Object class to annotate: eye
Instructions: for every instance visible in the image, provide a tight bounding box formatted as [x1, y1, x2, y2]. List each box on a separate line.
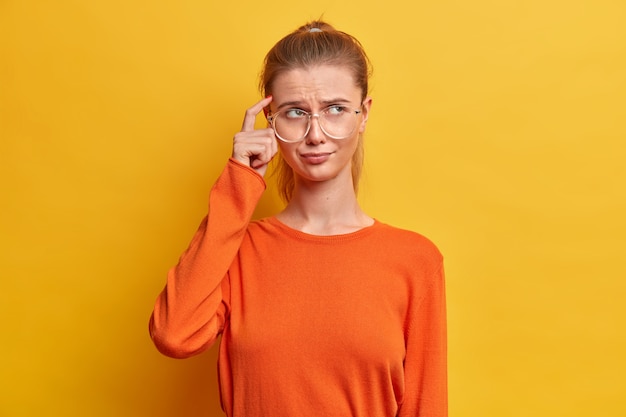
[326, 105, 347, 115]
[284, 108, 308, 119]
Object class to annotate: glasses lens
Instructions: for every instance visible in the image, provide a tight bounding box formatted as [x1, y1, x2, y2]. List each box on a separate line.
[320, 106, 357, 139]
[274, 109, 309, 142]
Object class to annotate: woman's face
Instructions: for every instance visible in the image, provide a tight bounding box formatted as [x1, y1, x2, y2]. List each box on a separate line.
[269, 64, 372, 187]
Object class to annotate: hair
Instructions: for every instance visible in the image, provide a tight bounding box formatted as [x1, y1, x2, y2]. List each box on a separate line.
[259, 20, 372, 203]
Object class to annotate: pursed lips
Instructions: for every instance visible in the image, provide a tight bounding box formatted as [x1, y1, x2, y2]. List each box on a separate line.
[299, 151, 334, 164]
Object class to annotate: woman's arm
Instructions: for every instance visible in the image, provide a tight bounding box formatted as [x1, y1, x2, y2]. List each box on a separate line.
[149, 97, 276, 358]
[399, 262, 448, 417]
[149, 159, 266, 358]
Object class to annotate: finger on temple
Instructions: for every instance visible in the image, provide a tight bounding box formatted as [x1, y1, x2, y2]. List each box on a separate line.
[241, 96, 273, 132]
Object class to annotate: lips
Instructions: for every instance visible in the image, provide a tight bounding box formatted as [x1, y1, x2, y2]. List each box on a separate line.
[299, 152, 333, 164]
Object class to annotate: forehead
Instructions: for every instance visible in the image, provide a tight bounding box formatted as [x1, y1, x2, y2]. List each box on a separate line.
[271, 65, 361, 104]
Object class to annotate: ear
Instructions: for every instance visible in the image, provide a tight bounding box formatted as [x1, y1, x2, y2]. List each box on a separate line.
[358, 96, 373, 133]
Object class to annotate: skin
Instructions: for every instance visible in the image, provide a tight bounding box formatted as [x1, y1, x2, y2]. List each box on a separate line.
[232, 64, 373, 235]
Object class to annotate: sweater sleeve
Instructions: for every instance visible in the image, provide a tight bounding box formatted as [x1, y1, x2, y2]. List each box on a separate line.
[149, 158, 266, 358]
[398, 261, 448, 417]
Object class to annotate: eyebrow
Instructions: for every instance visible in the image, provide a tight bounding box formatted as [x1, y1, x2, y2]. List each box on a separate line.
[276, 98, 353, 111]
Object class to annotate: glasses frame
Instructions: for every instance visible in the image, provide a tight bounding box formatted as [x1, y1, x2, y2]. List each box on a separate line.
[267, 105, 363, 143]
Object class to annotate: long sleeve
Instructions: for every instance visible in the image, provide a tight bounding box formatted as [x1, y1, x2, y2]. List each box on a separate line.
[149, 158, 266, 358]
[398, 261, 448, 417]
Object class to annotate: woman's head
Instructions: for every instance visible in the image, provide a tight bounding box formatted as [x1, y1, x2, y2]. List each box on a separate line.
[260, 21, 371, 101]
[260, 20, 372, 202]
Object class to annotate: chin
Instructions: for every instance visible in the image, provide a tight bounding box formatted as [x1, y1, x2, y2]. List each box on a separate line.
[295, 162, 352, 184]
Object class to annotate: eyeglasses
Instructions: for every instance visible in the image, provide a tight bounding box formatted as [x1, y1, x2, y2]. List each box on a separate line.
[267, 105, 362, 143]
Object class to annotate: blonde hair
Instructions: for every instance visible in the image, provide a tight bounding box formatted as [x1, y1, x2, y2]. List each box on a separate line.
[259, 20, 372, 203]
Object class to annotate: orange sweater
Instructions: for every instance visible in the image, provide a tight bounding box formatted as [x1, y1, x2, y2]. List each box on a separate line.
[150, 159, 447, 417]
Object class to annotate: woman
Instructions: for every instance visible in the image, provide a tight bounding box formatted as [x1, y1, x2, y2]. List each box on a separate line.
[150, 20, 447, 417]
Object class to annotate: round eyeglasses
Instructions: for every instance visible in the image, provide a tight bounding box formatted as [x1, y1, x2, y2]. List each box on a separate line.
[267, 105, 362, 143]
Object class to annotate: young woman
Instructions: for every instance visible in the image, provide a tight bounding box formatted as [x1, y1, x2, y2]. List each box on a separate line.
[150, 20, 447, 417]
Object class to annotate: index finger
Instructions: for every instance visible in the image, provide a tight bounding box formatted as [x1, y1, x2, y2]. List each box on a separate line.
[241, 96, 273, 132]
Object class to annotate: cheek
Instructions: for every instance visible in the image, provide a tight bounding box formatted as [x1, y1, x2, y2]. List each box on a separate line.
[349, 137, 361, 158]
[277, 143, 298, 164]
[278, 142, 292, 154]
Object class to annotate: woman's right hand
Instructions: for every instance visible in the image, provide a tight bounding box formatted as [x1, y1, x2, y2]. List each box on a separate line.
[232, 96, 277, 177]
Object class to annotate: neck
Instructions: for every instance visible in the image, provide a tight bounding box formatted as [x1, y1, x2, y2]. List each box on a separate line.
[277, 174, 373, 236]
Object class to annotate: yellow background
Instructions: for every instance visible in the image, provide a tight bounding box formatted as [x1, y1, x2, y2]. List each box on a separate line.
[1, 0, 625, 416]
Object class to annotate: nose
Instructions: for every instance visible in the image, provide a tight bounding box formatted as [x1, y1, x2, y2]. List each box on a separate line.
[305, 114, 326, 145]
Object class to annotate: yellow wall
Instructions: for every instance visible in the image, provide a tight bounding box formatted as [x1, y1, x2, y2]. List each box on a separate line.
[1, 1, 625, 416]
